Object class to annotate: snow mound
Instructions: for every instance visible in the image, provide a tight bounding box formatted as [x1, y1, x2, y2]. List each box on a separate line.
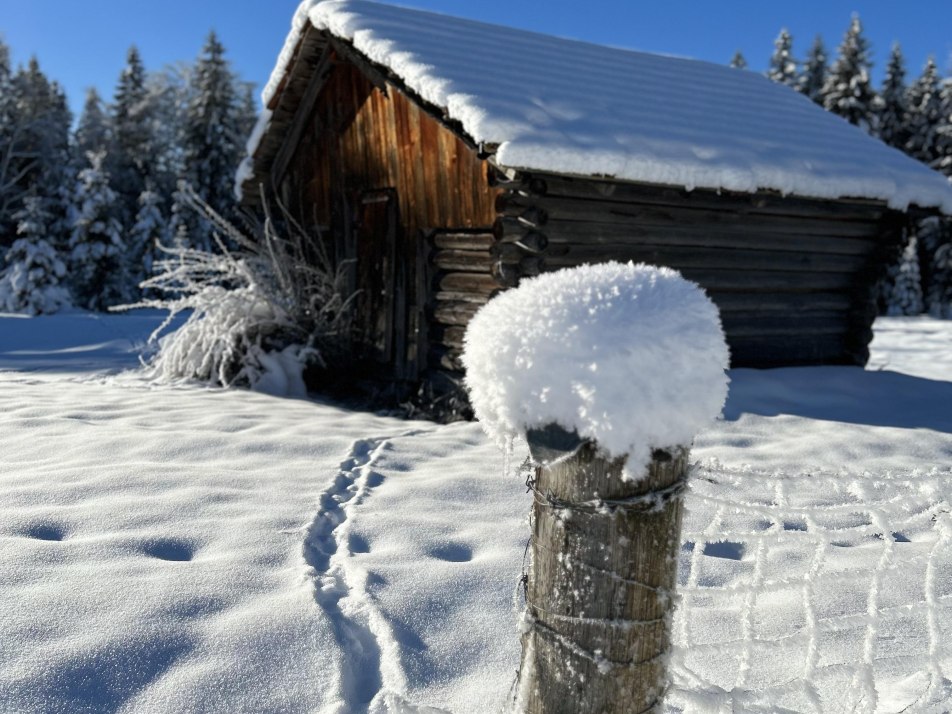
[462, 262, 730, 474]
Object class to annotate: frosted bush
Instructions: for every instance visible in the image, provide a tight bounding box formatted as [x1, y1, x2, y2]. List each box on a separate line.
[119, 183, 351, 397]
[462, 262, 730, 475]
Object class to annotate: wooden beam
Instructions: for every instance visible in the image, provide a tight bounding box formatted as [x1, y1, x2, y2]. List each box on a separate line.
[707, 291, 853, 312]
[433, 249, 494, 272]
[432, 231, 496, 250]
[436, 271, 507, 293]
[272, 42, 335, 189]
[501, 171, 890, 221]
[493, 220, 878, 257]
[538, 244, 868, 273]
[496, 192, 881, 238]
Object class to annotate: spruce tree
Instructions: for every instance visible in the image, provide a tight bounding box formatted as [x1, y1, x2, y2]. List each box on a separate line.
[0, 193, 71, 315]
[235, 82, 258, 145]
[0, 37, 22, 246]
[877, 44, 908, 151]
[904, 57, 942, 165]
[10, 59, 74, 250]
[930, 79, 952, 177]
[729, 51, 747, 70]
[798, 35, 827, 105]
[180, 31, 245, 252]
[928, 241, 952, 318]
[917, 217, 948, 318]
[68, 151, 127, 310]
[127, 184, 167, 292]
[821, 15, 877, 132]
[880, 233, 923, 316]
[767, 29, 797, 87]
[112, 46, 151, 226]
[75, 88, 111, 168]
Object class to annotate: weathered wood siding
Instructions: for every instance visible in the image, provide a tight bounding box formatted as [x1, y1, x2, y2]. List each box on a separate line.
[283, 57, 497, 233]
[492, 172, 904, 367]
[276, 48, 500, 379]
[261, 33, 904, 383]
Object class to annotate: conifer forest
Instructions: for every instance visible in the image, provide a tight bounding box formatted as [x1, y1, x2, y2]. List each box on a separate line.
[0, 16, 950, 318]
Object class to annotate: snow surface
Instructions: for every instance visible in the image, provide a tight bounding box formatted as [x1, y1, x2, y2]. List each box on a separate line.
[461, 262, 729, 475]
[2, 311, 952, 713]
[242, 0, 952, 212]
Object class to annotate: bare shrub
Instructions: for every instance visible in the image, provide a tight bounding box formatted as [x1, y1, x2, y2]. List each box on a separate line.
[117, 183, 352, 395]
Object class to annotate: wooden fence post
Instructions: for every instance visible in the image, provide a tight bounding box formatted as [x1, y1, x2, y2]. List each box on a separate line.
[458, 261, 728, 712]
[516, 423, 689, 714]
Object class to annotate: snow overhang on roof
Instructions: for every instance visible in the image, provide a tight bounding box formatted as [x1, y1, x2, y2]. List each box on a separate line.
[237, 0, 952, 214]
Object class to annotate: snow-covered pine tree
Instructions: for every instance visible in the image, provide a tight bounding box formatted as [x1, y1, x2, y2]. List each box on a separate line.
[235, 81, 258, 146]
[880, 232, 923, 316]
[112, 46, 151, 227]
[2, 54, 71, 250]
[821, 15, 878, 133]
[798, 35, 827, 105]
[729, 51, 747, 70]
[10, 58, 74, 251]
[180, 32, 248, 252]
[917, 216, 948, 316]
[43, 82, 75, 250]
[904, 57, 942, 165]
[930, 78, 952, 177]
[74, 88, 111, 169]
[928, 240, 952, 318]
[127, 184, 167, 293]
[0, 37, 22, 248]
[767, 29, 797, 87]
[877, 44, 908, 151]
[141, 66, 189, 204]
[68, 151, 127, 310]
[0, 193, 71, 315]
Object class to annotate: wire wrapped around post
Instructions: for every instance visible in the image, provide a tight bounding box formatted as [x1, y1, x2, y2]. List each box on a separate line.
[514, 423, 690, 714]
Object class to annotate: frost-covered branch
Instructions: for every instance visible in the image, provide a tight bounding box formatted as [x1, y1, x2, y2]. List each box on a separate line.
[117, 183, 353, 396]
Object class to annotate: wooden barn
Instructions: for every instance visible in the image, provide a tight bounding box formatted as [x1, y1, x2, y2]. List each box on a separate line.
[237, 0, 952, 392]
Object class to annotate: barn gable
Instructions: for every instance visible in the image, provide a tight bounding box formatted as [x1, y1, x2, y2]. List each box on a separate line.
[240, 0, 952, 214]
[236, 1, 952, 396]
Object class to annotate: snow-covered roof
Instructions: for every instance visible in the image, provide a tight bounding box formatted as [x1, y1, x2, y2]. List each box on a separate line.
[240, 0, 952, 213]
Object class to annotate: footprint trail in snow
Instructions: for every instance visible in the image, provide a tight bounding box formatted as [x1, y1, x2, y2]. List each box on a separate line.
[304, 429, 448, 714]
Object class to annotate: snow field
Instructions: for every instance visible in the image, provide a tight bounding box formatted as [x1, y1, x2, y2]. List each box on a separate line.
[0, 368, 409, 713]
[1, 312, 952, 713]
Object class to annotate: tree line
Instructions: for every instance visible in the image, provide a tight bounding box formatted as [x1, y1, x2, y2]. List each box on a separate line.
[0, 32, 256, 314]
[2, 17, 951, 319]
[733, 15, 952, 317]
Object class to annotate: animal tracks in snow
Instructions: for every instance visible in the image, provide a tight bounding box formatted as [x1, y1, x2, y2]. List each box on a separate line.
[303, 428, 445, 713]
[23, 523, 68, 541]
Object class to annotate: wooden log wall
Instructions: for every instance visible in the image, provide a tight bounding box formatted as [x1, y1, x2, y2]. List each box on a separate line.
[428, 229, 517, 373]
[257, 28, 907, 384]
[491, 171, 904, 367]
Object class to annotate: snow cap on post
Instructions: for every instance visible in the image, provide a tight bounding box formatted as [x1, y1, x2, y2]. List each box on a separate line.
[462, 262, 730, 475]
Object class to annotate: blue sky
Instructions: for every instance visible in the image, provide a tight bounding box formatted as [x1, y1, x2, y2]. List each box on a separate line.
[4, 0, 952, 116]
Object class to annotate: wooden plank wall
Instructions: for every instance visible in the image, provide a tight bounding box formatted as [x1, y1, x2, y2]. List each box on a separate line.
[286, 58, 496, 239]
[492, 172, 905, 367]
[281, 56, 499, 379]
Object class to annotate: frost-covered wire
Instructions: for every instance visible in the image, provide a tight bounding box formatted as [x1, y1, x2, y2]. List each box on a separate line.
[667, 464, 952, 713]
